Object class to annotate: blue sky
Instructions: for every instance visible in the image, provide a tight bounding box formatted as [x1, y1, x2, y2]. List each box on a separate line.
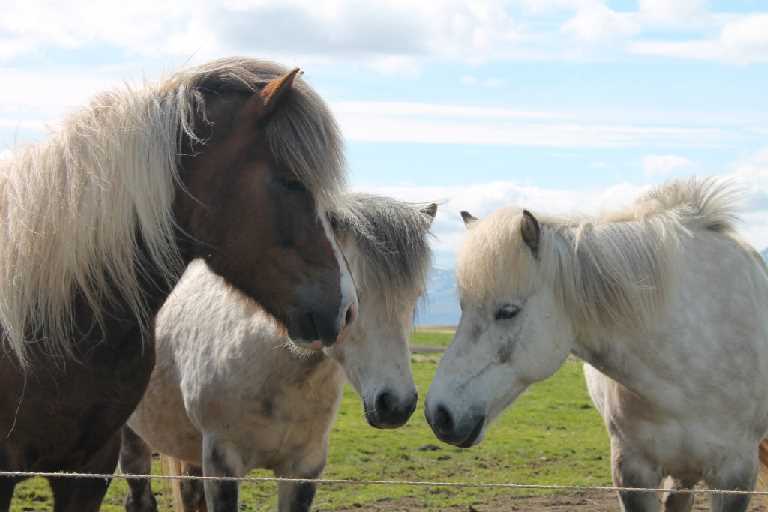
[1, 0, 767, 267]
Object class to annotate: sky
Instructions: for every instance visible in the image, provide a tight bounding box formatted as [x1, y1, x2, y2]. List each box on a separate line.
[1, 0, 767, 268]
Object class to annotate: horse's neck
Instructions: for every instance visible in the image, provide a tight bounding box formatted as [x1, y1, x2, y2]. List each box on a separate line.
[235, 322, 343, 396]
[570, 233, 768, 409]
[64, 240, 177, 362]
[571, 330, 648, 388]
[298, 355, 344, 393]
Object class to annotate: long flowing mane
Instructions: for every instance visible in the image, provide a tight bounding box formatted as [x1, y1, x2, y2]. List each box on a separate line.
[458, 178, 742, 332]
[329, 193, 433, 316]
[0, 57, 344, 366]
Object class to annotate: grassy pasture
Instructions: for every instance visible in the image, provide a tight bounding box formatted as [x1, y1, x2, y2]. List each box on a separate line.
[9, 328, 612, 511]
[409, 326, 454, 349]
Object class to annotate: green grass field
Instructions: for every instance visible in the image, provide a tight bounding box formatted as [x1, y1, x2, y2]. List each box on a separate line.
[9, 329, 611, 511]
[409, 327, 454, 349]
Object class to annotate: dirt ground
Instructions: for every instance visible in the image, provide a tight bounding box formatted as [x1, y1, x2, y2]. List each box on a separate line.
[333, 491, 768, 511]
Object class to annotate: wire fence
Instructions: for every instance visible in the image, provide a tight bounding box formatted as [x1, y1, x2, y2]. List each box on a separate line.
[1, 470, 767, 497]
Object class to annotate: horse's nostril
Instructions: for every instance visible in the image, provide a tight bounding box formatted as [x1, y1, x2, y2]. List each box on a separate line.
[375, 391, 396, 415]
[344, 302, 356, 327]
[433, 404, 454, 435]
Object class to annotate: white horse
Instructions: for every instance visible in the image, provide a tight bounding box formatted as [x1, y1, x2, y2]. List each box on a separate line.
[120, 194, 436, 512]
[426, 178, 768, 511]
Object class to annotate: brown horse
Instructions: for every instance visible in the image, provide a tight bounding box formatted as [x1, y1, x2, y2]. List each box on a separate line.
[0, 58, 357, 512]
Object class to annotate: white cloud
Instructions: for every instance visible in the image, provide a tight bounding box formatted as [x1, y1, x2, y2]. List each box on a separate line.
[367, 56, 422, 77]
[631, 13, 768, 64]
[0, 0, 201, 59]
[334, 101, 729, 148]
[355, 153, 768, 267]
[515, 0, 586, 15]
[642, 154, 693, 177]
[628, 40, 722, 60]
[550, 1, 768, 63]
[0, 68, 137, 112]
[720, 14, 768, 63]
[637, 0, 709, 26]
[460, 75, 506, 88]
[0, 0, 760, 69]
[0, 92, 742, 151]
[724, 149, 768, 251]
[0, 0, 527, 69]
[332, 101, 557, 120]
[561, 3, 639, 43]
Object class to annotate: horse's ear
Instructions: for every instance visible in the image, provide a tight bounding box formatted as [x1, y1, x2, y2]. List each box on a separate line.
[421, 203, 438, 221]
[460, 211, 478, 228]
[244, 68, 302, 124]
[261, 68, 301, 117]
[521, 209, 541, 257]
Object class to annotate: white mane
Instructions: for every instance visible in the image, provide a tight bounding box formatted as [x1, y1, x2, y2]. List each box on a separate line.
[458, 178, 743, 332]
[0, 85, 183, 366]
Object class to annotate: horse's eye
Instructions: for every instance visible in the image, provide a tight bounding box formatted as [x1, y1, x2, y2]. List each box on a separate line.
[279, 176, 306, 192]
[495, 304, 521, 321]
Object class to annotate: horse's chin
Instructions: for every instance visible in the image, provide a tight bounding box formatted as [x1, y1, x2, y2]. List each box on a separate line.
[284, 339, 325, 359]
[457, 422, 486, 448]
[306, 340, 325, 351]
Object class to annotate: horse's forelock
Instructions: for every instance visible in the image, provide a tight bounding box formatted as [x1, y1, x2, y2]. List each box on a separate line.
[329, 194, 434, 318]
[178, 58, 346, 207]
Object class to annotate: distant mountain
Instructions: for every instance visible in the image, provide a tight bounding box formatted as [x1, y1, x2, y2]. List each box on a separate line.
[763, 248, 768, 261]
[416, 267, 460, 327]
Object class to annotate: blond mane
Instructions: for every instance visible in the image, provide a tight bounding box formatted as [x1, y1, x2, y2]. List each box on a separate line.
[458, 178, 742, 332]
[0, 58, 344, 366]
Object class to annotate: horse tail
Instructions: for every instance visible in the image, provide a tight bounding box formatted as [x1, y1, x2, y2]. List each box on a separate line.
[160, 454, 185, 512]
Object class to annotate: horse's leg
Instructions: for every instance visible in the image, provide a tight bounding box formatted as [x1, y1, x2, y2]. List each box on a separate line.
[275, 466, 322, 512]
[662, 477, 696, 512]
[275, 444, 327, 512]
[201, 434, 245, 512]
[119, 426, 158, 512]
[49, 431, 121, 512]
[277, 478, 316, 512]
[612, 438, 662, 512]
[707, 455, 757, 512]
[179, 463, 206, 512]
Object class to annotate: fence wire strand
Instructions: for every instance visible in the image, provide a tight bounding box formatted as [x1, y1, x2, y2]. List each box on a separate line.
[1, 470, 767, 496]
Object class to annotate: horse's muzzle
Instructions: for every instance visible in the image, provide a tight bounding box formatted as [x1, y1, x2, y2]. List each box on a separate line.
[365, 390, 418, 429]
[425, 402, 486, 448]
[289, 300, 357, 349]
